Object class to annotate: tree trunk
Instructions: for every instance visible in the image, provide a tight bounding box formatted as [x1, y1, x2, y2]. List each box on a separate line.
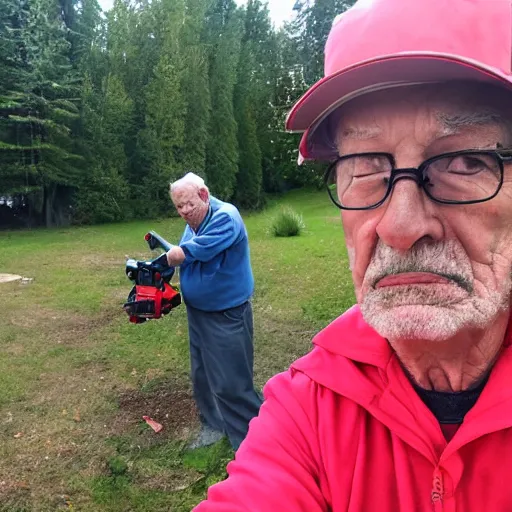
[44, 185, 55, 228]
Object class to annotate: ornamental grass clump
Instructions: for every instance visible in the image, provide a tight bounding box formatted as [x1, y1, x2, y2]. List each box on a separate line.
[270, 207, 305, 237]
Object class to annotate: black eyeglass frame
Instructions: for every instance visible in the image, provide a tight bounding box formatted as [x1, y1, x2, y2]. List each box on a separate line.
[324, 149, 512, 210]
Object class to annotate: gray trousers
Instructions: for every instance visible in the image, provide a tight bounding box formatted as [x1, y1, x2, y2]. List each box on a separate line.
[186, 301, 262, 450]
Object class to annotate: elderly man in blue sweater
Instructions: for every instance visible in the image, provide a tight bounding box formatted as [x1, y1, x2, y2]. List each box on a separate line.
[166, 172, 262, 451]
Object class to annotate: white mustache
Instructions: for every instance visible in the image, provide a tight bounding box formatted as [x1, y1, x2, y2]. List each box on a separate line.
[364, 239, 474, 292]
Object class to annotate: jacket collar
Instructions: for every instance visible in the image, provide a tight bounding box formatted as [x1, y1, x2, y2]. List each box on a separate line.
[292, 305, 393, 410]
[292, 305, 512, 463]
[310, 305, 392, 367]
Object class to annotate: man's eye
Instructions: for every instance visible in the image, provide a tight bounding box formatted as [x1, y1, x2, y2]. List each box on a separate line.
[453, 156, 486, 171]
[341, 155, 392, 176]
[443, 155, 493, 175]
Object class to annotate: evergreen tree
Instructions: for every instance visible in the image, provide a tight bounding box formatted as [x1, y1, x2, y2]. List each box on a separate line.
[0, 0, 31, 198]
[106, 0, 160, 211]
[0, 0, 356, 227]
[240, 0, 278, 204]
[269, 0, 357, 190]
[264, 28, 306, 192]
[0, 0, 83, 226]
[25, 0, 84, 226]
[133, 0, 187, 217]
[290, 0, 356, 85]
[74, 0, 105, 79]
[204, 0, 242, 200]
[234, 42, 262, 209]
[74, 73, 132, 223]
[180, 0, 212, 177]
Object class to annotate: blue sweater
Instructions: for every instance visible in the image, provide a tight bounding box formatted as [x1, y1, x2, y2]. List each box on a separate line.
[178, 197, 254, 312]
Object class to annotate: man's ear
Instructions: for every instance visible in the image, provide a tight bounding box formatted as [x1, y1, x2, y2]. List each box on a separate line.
[198, 188, 209, 203]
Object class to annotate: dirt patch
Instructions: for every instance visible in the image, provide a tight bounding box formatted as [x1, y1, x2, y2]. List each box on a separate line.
[79, 254, 125, 269]
[137, 467, 203, 493]
[9, 306, 70, 329]
[115, 379, 199, 441]
[0, 481, 31, 512]
[8, 304, 119, 346]
[50, 307, 119, 346]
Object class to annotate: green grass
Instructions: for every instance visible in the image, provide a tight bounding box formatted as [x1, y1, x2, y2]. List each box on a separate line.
[0, 189, 355, 511]
[269, 206, 305, 237]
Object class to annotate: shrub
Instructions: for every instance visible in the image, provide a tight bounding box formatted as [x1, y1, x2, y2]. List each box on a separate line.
[270, 207, 305, 237]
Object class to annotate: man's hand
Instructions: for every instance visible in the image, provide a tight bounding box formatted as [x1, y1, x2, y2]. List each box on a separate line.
[166, 246, 186, 266]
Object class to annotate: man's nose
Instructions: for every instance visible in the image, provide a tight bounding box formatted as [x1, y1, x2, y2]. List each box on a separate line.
[375, 179, 444, 251]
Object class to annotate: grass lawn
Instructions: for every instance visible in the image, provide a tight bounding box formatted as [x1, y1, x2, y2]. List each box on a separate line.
[0, 189, 355, 511]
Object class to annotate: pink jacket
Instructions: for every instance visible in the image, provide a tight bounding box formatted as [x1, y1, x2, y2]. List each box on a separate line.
[193, 306, 512, 511]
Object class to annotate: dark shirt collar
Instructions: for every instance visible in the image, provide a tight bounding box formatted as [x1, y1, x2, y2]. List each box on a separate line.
[412, 377, 488, 424]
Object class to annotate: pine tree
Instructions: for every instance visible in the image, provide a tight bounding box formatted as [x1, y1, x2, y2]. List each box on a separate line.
[180, 0, 212, 178]
[132, 0, 187, 217]
[291, 0, 356, 85]
[74, 0, 105, 78]
[0, 0, 32, 200]
[265, 0, 357, 192]
[0, 0, 84, 227]
[262, 27, 305, 192]
[25, 0, 84, 226]
[0, 0, 358, 226]
[204, 0, 242, 200]
[234, 42, 262, 209]
[74, 73, 132, 223]
[239, 0, 279, 204]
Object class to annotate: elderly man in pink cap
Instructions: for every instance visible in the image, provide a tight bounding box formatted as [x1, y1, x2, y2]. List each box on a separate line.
[194, 0, 512, 509]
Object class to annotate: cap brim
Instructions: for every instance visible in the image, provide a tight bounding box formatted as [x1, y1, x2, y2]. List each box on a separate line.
[286, 53, 512, 161]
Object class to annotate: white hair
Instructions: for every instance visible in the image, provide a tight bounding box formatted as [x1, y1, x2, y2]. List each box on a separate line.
[170, 172, 209, 194]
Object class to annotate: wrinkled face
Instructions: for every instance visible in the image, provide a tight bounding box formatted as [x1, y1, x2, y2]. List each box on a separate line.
[171, 185, 209, 229]
[336, 84, 512, 342]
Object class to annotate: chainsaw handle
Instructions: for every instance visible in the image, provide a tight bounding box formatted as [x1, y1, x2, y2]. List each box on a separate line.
[145, 231, 173, 252]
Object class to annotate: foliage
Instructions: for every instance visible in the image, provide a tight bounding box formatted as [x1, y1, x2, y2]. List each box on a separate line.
[289, 0, 357, 86]
[0, 0, 357, 227]
[269, 206, 305, 237]
[204, 0, 243, 200]
[0, 0, 84, 227]
[234, 36, 263, 209]
[74, 73, 132, 223]
[108, 456, 129, 476]
[136, 7, 187, 217]
[180, 0, 212, 178]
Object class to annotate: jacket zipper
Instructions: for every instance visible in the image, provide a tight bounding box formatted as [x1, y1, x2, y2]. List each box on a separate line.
[431, 467, 444, 511]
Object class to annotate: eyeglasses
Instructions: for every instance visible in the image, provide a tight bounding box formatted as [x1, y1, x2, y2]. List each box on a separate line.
[324, 149, 512, 210]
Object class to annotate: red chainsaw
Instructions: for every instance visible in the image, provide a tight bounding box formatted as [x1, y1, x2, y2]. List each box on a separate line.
[124, 231, 181, 324]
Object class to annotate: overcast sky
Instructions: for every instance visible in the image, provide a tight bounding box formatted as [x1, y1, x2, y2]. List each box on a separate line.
[97, 0, 297, 27]
[237, 0, 297, 27]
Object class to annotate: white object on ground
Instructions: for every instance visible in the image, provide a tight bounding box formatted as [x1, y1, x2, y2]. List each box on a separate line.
[0, 273, 23, 284]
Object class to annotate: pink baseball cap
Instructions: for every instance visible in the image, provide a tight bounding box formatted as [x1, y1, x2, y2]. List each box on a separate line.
[286, 0, 512, 163]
